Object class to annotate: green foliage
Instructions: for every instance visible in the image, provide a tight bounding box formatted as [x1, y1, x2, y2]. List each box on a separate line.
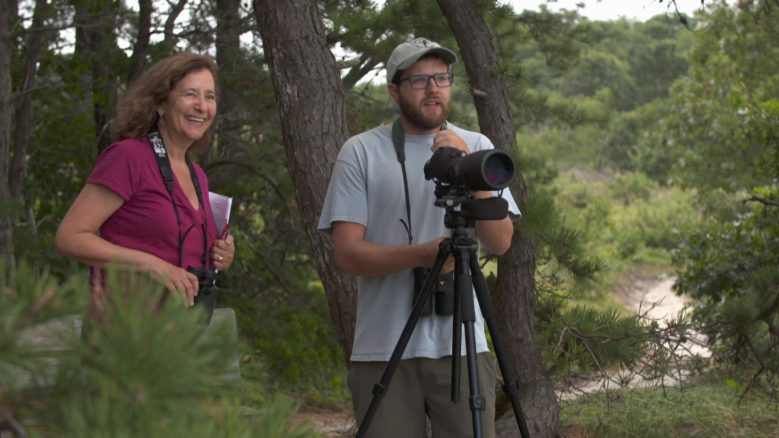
[561, 384, 779, 438]
[516, 14, 690, 131]
[515, 144, 601, 283]
[626, 16, 692, 106]
[0, 263, 318, 437]
[660, 1, 779, 394]
[515, 12, 693, 181]
[536, 302, 648, 374]
[600, 99, 676, 178]
[553, 171, 699, 271]
[0, 260, 84, 388]
[234, 283, 348, 406]
[514, 148, 655, 380]
[661, 1, 779, 191]
[673, 188, 779, 382]
[559, 50, 638, 111]
[509, 8, 587, 75]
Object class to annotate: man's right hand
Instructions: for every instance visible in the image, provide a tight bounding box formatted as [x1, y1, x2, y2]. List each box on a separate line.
[333, 221, 453, 277]
[420, 236, 454, 274]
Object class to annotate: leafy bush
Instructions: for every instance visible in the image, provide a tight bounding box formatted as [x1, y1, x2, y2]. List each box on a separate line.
[553, 171, 698, 272]
[229, 282, 348, 406]
[673, 189, 779, 391]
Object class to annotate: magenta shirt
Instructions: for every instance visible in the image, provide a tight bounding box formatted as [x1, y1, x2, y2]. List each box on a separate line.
[88, 138, 217, 270]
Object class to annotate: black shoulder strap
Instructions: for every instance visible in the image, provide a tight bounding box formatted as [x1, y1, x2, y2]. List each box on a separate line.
[391, 119, 413, 245]
[146, 130, 208, 268]
[186, 153, 203, 201]
[185, 154, 207, 267]
[148, 131, 175, 194]
[391, 120, 449, 245]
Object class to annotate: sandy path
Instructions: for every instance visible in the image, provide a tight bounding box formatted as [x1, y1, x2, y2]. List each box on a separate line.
[624, 275, 688, 319]
[622, 274, 709, 358]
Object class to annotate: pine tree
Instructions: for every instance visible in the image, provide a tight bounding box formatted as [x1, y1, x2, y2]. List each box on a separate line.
[0, 262, 320, 437]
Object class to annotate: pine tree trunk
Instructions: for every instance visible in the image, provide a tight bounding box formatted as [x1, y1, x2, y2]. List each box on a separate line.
[212, 0, 245, 174]
[11, 0, 51, 200]
[126, 0, 152, 84]
[72, 0, 119, 152]
[436, 0, 560, 436]
[253, 0, 357, 361]
[0, 0, 16, 268]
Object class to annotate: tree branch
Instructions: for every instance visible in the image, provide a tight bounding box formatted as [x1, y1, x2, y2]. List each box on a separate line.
[743, 194, 779, 208]
[0, 407, 28, 438]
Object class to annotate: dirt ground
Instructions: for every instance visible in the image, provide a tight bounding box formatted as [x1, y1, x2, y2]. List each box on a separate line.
[294, 406, 355, 437]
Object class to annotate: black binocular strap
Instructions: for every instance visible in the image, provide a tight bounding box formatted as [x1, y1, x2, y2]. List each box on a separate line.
[146, 130, 209, 269]
[391, 119, 450, 246]
[391, 119, 413, 245]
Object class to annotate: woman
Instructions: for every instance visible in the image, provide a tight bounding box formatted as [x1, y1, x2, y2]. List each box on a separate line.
[55, 53, 234, 317]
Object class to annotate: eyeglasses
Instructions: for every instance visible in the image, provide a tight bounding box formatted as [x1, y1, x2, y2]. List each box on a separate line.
[398, 73, 454, 89]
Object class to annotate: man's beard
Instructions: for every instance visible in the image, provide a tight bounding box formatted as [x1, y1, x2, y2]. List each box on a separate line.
[398, 95, 449, 131]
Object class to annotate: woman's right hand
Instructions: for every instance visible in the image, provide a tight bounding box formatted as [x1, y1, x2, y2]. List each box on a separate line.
[151, 262, 200, 307]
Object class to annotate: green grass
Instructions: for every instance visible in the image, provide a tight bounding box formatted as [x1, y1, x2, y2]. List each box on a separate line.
[561, 384, 779, 437]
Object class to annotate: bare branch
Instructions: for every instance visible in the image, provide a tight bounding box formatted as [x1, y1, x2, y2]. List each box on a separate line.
[743, 194, 779, 208]
[164, 0, 189, 43]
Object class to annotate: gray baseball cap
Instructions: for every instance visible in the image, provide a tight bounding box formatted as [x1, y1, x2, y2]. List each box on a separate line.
[386, 37, 457, 85]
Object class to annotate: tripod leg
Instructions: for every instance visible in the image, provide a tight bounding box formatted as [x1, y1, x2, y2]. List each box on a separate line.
[355, 241, 452, 438]
[455, 244, 485, 438]
[450, 243, 466, 402]
[468, 249, 531, 438]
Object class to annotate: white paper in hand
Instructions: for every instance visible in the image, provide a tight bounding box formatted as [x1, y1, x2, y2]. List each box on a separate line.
[209, 191, 233, 237]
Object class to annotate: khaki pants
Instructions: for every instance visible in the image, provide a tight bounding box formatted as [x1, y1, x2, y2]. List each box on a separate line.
[348, 353, 496, 438]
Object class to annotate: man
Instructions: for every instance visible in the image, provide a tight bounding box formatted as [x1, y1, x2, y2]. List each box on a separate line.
[318, 37, 519, 438]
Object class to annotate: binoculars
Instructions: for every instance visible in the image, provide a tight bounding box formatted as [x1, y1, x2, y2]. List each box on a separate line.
[187, 266, 219, 323]
[412, 267, 454, 316]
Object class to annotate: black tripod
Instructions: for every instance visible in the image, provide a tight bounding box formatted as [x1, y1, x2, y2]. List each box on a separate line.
[356, 200, 531, 438]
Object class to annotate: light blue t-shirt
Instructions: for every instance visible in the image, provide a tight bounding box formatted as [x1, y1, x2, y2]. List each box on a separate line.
[318, 123, 520, 361]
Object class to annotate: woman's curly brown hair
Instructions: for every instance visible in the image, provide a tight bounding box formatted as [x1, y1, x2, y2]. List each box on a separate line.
[111, 53, 218, 155]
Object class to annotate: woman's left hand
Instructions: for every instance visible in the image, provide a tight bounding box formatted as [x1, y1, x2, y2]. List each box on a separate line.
[212, 234, 235, 271]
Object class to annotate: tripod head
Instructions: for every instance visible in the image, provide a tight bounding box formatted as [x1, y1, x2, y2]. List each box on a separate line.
[433, 185, 510, 229]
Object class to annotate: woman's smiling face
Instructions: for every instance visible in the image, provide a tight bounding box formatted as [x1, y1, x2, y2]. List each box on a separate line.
[157, 68, 217, 149]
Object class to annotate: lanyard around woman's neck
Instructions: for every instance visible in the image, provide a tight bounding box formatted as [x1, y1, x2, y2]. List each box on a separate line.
[146, 130, 209, 268]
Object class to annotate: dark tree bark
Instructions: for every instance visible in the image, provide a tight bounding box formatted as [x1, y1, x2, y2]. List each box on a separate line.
[253, 0, 357, 361]
[163, 0, 189, 46]
[215, 0, 241, 80]
[436, 0, 559, 436]
[71, 0, 120, 152]
[0, 0, 16, 267]
[212, 0, 245, 172]
[340, 53, 381, 92]
[127, 0, 152, 83]
[11, 0, 52, 200]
